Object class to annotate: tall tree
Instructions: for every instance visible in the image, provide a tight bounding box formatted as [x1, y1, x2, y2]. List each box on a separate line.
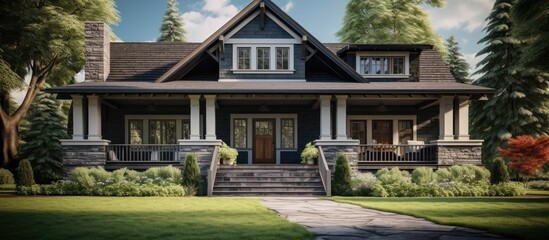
[0, 0, 119, 168]
[337, 0, 447, 58]
[511, 0, 549, 73]
[158, 0, 186, 42]
[470, 0, 549, 164]
[445, 35, 471, 83]
[19, 91, 68, 183]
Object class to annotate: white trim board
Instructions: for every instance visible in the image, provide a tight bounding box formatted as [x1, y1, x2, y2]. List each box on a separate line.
[224, 10, 301, 42]
[231, 44, 295, 73]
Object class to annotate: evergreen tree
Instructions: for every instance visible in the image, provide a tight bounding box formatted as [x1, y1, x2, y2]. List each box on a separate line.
[445, 35, 471, 83]
[19, 92, 68, 183]
[337, 0, 447, 58]
[158, 0, 186, 42]
[511, 0, 549, 72]
[470, 0, 549, 164]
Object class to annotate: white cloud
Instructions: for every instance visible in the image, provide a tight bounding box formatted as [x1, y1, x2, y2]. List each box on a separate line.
[428, 0, 494, 33]
[462, 38, 469, 44]
[182, 0, 239, 42]
[283, 1, 294, 12]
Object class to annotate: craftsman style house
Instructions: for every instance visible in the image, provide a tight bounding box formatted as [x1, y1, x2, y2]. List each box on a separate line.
[49, 0, 493, 196]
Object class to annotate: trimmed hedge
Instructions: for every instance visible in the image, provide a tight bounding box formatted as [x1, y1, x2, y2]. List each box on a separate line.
[182, 154, 202, 196]
[0, 168, 15, 184]
[16, 160, 35, 186]
[333, 153, 352, 195]
[17, 166, 186, 197]
[491, 157, 510, 184]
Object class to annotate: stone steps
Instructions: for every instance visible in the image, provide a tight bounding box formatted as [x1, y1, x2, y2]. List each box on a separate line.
[212, 164, 326, 196]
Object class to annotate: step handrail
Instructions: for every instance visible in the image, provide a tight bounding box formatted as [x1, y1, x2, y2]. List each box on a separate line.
[207, 145, 220, 196]
[317, 146, 331, 196]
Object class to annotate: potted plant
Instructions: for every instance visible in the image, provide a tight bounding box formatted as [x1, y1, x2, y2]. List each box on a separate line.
[300, 142, 318, 165]
[219, 143, 238, 165]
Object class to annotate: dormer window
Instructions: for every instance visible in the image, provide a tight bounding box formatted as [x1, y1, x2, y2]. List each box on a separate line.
[232, 44, 294, 74]
[356, 52, 409, 78]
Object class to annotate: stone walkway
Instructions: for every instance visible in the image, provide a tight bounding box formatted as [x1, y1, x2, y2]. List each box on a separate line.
[262, 197, 509, 240]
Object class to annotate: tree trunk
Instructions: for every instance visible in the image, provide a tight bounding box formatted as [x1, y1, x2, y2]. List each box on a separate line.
[1, 120, 19, 170]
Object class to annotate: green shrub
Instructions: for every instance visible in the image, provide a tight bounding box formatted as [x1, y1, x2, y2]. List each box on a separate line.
[369, 180, 388, 197]
[448, 164, 490, 184]
[88, 167, 112, 183]
[375, 167, 409, 185]
[489, 182, 526, 196]
[17, 181, 185, 197]
[332, 153, 352, 195]
[16, 160, 35, 186]
[182, 154, 202, 195]
[219, 143, 238, 165]
[435, 168, 452, 182]
[143, 165, 182, 185]
[0, 168, 15, 184]
[70, 167, 96, 190]
[490, 157, 510, 184]
[0, 184, 16, 190]
[411, 167, 435, 185]
[300, 142, 319, 163]
[528, 180, 549, 190]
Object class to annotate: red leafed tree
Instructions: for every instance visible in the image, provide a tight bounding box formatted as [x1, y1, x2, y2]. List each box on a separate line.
[499, 135, 549, 184]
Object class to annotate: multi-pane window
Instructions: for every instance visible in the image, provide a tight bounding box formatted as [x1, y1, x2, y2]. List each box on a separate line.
[128, 120, 143, 144]
[149, 120, 176, 144]
[359, 56, 405, 75]
[182, 119, 190, 140]
[256, 47, 270, 70]
[398, 120, 413, 144]
[233, 119, 247, 148]
[237, 47, 251, 70]
[350, 121, 367, 144]
[281, 119, 295, 149]
[276, 47, 289, 70]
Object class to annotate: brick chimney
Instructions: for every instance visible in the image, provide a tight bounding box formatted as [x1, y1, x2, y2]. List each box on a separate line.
[84, 22, 110, 82]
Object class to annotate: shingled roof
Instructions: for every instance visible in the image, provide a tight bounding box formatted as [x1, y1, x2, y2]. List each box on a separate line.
[107, 42, 199, 82]
[419, 49, 455, 82]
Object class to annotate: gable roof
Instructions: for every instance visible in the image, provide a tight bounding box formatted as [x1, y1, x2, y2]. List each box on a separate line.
[419, 49, 456, 82]
[155, 0, 367, 83]
[107, 42, 199, 82]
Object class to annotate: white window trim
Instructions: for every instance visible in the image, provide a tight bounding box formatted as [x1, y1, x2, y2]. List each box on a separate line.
[230, 114, 298, 164]
[355, 51, 410, 78]
[232, 44, 295, 74]
[124, 115, 192, 144]
[347, 115, 417, 145]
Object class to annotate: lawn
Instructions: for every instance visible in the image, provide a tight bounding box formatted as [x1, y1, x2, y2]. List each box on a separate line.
[331, 196, 549, 240]
[0, 197, 313, 240]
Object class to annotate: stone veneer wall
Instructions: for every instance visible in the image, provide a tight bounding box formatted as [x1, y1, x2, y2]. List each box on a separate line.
[85, 22, 110, 82]
[179, 145, 217, 176]
[318, 145, 359, 173]
[436, 145, 482, 165]
[62, 145, 107, 175]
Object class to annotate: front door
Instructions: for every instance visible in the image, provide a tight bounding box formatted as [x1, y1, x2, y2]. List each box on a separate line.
[372, 120, 393, 144]
[253, 119, 275, 164]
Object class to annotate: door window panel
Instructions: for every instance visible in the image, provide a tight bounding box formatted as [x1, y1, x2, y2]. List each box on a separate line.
[281, 119, 294, 149]
[128, 120, 143, 144]
[149, 120, 176, 144]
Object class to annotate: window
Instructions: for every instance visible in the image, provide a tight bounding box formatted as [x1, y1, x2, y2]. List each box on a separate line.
[356, 52, 409, 77]
[149, 120, 176, 144]
[276, 47, 289, 70]
[360, 57, 404, 75]
[237, 47, 251, 70]
[232, 45, 293, 72]
[398, 120, 413, 144]
[182, 119, 190, 140]
[281, 119, 295, 149]
[257, 47, 270, 70]
[350, 121, 367, 144]
[233, 119, 247, 148]
[128, 120, 143, 144]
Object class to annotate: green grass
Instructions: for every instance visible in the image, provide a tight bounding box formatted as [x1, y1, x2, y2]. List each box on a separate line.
[0, 197, 313, 240]
[527, 190, 549, 196]
[330, 196, 549, 240]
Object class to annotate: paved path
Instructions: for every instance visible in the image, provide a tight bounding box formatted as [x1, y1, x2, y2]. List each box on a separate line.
[262, 197, 509, 240]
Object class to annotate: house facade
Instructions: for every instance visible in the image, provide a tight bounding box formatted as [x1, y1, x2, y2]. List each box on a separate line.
[49, 0, 493, 195]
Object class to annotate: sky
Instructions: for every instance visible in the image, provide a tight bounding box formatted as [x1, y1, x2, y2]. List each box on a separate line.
[113, 0, 495, 77]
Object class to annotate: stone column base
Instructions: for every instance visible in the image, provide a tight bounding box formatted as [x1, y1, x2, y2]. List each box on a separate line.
[430, 140, 483, 166]
[178, 140, 222, 176]
[314, 139, 359, 173]
[60, 140, 110, 176]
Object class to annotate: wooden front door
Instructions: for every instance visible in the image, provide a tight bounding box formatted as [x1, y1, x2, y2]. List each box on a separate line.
[372, 120, 393, 144]
[253, 119, 275, 164]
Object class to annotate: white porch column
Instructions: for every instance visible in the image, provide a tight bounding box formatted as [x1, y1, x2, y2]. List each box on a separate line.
[438, 96, 454, 140]
[189, 95, 201, 140]
[204, 95, 217, 140]
[456, 96, 470, 140]
[87, 95, 102, 140]
[71, 95, 84, 140]
[335, 95, 348, 140]
[319, 95, 332, 140]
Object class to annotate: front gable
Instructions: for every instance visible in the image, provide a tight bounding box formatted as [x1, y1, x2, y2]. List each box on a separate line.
[156, 0, 366, 83]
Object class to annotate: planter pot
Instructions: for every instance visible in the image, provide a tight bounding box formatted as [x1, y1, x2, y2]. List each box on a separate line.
[306, 159, 315, 165]
[222, 158, 235, 165]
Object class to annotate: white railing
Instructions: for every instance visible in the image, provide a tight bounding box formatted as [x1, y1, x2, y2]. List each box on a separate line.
[358, 144, 437, 163]
[317, 146, 331, 196]
[207, 145, 220, 197]
[106, 144, 181, 162]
